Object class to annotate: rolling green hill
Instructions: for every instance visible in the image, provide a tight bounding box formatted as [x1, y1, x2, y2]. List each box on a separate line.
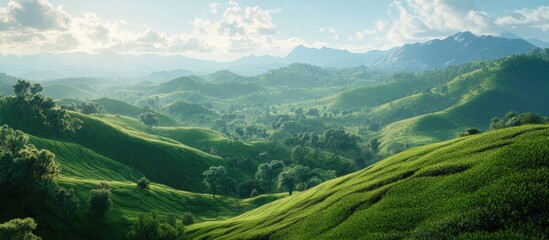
[91, 97, 182, 126]
[380, 53, 549, 152]
[188, 124, 549, 239]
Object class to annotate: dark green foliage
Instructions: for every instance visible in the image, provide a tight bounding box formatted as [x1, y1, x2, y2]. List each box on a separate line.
[490, 112, 549, 130]
[87, 188, 112, 218]
[202, 166, 228, 198]
[127, 211, 187, 240]
[68, 101, 105, 115]
[255, 160, 285, 192]
[278, 167, 298, 195]
[94, 181, 112, 190]
[0, 125, 60, 196]
[137, 177, 151, 189]
[5, 80, 82, 135]
[182, 212, 194, 226]
[138, 112, 159, 131]
[322, 128, 361, 151]
[458, 127, 482, 137]
[0, 218, 41, 240]
[55, 188, 80, 222]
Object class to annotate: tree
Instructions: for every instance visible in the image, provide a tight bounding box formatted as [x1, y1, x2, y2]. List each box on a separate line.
[368, 138, 380, 153]
[0, 218, 41, 240]
[55, 188, 80, 223]
[202, 166, 227, 198]
[278, 167, 298, 195]
[290, 145, 308, 163]
[8, 81, 81, 134]
[127, 211, 187, 240]
[88, 188, 112, 218]
[182, 212, 194, 225]
[78, 101, 104, 115]
[255, 160, 285, 192]
[139, 112, 159, 131]
[137, 177, 151, 190]
[0, 125, 60, 196]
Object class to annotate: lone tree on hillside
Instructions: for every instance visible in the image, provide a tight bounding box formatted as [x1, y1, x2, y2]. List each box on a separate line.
[137, 177, 151, 190]
[255, 160, 285, 192]
[138, 112, 159, 131]
[202, 166, 227, 198]
[88, 187, 112, 218]
[278, 167, 299, 195]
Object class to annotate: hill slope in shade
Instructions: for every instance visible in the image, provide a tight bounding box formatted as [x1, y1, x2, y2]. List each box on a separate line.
[188, 124, 549, 239]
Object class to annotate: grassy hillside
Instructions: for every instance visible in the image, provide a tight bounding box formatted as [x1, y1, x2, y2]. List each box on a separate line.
[92, 97, 182, 126]
[0, 174, 286, 240]
[380, 53, 549, 152]
[188, 124, 549, 239]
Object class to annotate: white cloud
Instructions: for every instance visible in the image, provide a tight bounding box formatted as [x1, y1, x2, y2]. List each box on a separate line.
[380, 0, 492, 46]
[7, 0, 70, 30]
[495, 6, 549, 31]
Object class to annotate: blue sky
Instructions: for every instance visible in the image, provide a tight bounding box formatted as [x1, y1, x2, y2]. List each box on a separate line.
[0, 0, 548, 61]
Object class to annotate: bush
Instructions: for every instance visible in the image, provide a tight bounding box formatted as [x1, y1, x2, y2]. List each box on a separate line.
[458, 127, 482, 137]
[182, 212, 194, 225]
[94, 181, 112, 190]
[88, 188, 112, 218]
[0, 218, 41, 240]
[127, 211, 187, 240]
[137, 177, 151, 189]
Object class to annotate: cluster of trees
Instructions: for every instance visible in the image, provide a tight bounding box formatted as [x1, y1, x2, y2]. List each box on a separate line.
[283, 128, 361, 152]
[490, 112, 549, 130]
[3, 80, 82, 135]
[127, 211, 189, 240]
[62, 101, 105, 115]
[0, 125, 60, 197]
[203, 161, 335, 197]
[0, 217, 41, 240]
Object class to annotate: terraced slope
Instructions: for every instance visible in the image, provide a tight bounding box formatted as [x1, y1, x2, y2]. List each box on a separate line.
[188, 124, 549, 239]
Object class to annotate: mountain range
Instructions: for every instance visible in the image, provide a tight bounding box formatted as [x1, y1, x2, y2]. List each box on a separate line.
[0, 31, 544, 80]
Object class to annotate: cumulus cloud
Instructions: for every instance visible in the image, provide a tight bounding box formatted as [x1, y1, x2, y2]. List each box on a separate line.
[495, 6, 549, 31]
[7, 0, 70, 30]
[382, 0, 491, 45]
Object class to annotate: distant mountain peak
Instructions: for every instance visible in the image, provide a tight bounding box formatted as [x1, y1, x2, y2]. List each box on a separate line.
[450, 31, 477, 42]
[499, 31, 522, 39]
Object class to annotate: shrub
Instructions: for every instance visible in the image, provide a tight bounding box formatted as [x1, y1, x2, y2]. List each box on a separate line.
[127, 211, 187, 240]
[459, 127, 482, 137]
[182, 212, 194, 225]
[137, 177, 151, 189]
[0, 218, 41, 240]
[88, 188, 112, 218]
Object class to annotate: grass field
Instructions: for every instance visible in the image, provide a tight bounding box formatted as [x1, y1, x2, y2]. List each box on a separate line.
[188, 124, 549, 239]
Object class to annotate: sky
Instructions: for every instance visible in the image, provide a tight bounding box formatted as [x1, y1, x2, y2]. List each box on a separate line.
[0, 0, 547, 61]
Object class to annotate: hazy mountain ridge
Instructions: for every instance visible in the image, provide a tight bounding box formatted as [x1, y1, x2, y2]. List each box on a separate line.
[1, 32, 542, 81]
